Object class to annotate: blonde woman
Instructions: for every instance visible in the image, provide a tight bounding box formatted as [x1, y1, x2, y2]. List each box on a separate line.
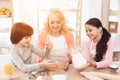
[37, 8, 74, 70]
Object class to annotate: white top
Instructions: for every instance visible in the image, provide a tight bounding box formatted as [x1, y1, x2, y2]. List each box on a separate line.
[47, 35, 68, 64]
[48, 35, 67, 50]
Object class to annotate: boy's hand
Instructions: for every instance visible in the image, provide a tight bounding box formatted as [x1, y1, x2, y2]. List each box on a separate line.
[45, 38, 53, 51]
[40, 59, 57, 70]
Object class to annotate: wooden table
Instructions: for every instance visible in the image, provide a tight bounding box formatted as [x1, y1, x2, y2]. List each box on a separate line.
[10, 62, 120, 80]
[0, 61, 119, 80]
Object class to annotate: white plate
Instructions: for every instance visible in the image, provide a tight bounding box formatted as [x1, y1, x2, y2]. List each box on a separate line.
[109, 64, 119, 70]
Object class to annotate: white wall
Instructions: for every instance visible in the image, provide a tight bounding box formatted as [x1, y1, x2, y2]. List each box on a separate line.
[81, 0, 102, 45]
[12, 0, 38, 36]
[0, 1, 12, 10]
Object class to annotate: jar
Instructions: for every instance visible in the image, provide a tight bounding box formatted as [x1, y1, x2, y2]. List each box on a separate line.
[71, 47, 87, 69]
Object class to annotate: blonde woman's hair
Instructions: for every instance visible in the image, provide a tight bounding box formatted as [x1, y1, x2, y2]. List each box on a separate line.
[44, 8, 69, 35]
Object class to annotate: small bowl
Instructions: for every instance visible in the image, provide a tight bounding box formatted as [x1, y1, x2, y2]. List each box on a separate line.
[50, 71, 68, 80]
[109, 64, 119, 70]
[36, 76, 42, 80]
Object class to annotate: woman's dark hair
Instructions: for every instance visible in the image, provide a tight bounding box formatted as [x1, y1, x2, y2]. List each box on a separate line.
[10, 22, 33, 44]
[85, 18, 111, 62]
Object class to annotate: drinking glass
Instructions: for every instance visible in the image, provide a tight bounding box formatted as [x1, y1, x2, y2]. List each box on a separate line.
[4, 64, 13, 75]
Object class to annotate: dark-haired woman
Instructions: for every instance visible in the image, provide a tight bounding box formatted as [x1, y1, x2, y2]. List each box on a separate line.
[83, 18, 113, 69]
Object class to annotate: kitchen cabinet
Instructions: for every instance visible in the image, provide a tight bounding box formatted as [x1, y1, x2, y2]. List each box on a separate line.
[0, 0, 13, 54]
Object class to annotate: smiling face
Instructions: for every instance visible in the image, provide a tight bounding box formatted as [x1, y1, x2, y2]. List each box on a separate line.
[48, 14, 62, 35]
[85, 24, 102, 42]
[17, 36, 31, 48]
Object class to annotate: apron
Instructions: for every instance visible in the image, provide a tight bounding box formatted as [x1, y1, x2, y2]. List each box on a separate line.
[46, 35, 69, 69]
[47, 35, 68, 59]
[48, 35, 67, 50]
